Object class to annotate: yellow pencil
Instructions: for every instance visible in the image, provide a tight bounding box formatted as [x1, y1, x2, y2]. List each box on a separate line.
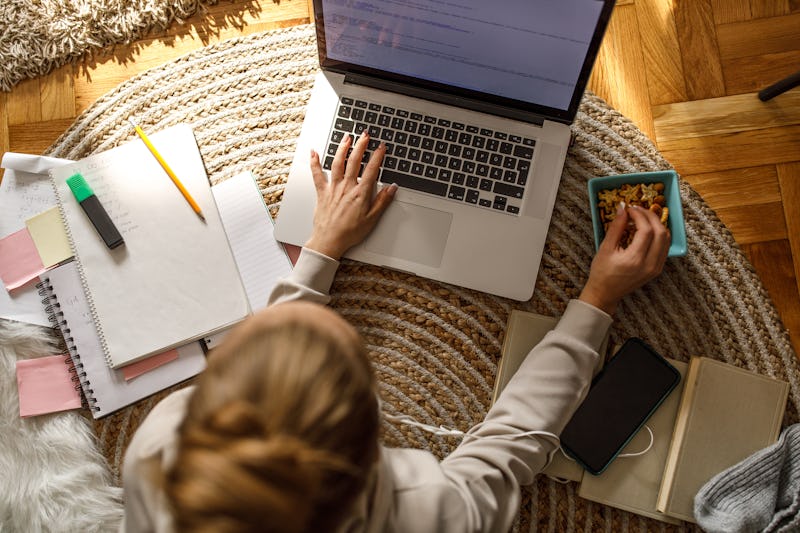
[128, 119, 205, 221]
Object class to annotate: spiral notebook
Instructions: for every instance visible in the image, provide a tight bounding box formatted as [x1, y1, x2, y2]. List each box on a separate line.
[49, 124, 249, 368]
[38, 260, 206, 418]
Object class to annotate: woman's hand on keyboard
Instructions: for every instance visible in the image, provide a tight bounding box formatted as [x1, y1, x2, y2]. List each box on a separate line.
[305, 132, 398, 260]
[579, 203, 670, 315]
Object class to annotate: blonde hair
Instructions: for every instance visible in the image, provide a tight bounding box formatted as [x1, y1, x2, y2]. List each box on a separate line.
[165, 310, 380, 533]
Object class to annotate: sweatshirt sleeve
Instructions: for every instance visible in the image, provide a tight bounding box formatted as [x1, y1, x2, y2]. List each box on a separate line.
[119, 387, 195, 533]
[266, 247, 340, 306]
[386, 299, 613, 533]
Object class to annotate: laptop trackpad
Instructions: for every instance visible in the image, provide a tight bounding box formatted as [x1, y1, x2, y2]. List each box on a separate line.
[364, 201, 452, 267]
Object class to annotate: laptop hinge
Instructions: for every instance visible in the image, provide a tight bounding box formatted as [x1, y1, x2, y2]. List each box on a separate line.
[344, 73, 547, 127]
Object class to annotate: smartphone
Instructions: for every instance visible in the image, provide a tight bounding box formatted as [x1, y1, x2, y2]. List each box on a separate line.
[560, 337, 681, 475]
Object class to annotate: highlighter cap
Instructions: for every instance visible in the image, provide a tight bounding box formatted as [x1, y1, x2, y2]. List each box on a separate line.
[66, 173, 94, 202]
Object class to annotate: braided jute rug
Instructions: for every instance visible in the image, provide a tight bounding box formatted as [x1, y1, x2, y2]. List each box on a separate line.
[45, 24, 799, 532]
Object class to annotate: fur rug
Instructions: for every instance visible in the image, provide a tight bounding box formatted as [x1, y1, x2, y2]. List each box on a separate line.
[0, 319, 122, 532]
[0, 0, 222, 91]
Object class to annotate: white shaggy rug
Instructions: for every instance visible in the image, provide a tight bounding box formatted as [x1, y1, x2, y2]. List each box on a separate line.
[0, 319, 122, 532]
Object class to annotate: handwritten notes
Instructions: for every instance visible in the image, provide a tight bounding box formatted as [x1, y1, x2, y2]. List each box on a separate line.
[0, 152, 72, 326]
[0, 165, 57, 236]
[16, 354, 83, 417]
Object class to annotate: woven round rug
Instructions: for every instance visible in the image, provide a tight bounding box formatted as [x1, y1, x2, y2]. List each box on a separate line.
[47, 24, 799, 532]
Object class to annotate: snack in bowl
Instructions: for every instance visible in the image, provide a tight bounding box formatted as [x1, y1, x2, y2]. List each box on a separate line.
[587, 170, 686, 257]
[597, 183, 669, 247]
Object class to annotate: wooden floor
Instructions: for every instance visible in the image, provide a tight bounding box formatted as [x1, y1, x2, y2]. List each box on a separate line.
[2, 0, 799, 352]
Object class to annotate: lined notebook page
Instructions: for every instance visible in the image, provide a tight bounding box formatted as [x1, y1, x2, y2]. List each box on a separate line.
[204, 172, 293, 349]
[50, 125, 250, 367]
[213, 172, 293, 309]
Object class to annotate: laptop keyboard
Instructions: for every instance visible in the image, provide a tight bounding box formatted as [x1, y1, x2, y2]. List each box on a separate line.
[322, 97, 536, 216]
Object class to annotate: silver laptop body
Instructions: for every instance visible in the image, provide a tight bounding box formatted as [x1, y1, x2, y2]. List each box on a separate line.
[275, 0, 614, 300]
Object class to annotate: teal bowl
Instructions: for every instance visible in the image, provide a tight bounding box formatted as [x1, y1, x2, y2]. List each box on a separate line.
[587, 170, 687, 257]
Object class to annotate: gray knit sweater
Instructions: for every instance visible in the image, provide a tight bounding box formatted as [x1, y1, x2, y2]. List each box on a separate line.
[694, 423, 800, 533]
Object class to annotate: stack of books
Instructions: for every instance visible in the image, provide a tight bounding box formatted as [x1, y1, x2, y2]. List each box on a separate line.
[497, 310, 789, 524]
[38, 125, 292, 418]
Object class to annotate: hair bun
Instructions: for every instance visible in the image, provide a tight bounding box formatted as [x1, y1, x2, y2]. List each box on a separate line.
[207, 401, 265, 436]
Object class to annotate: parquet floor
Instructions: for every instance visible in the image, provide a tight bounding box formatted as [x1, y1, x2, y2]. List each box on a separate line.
[1, 0, 799, 352]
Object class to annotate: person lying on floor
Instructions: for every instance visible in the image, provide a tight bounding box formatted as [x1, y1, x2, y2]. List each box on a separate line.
[120, 131, 671, 533]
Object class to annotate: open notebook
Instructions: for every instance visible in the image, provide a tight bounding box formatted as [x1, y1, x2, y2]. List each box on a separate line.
[49, 125, 250, 368]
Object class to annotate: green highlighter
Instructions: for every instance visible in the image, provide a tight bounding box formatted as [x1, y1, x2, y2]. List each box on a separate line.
[66, 173, 125, 249]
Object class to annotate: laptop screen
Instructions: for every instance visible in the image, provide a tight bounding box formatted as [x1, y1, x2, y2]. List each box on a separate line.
[316, 0, 613, 122]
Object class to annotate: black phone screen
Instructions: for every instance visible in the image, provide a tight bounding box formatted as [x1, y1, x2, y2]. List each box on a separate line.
[560, 337, 680, 475]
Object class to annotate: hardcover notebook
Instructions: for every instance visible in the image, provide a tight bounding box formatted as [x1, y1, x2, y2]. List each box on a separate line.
[577, 359, 687, 525]
[38, 261, 206, 418]
[494, 309, 608, 482]
[655, 356, 788, 522]
[49, 124, 250, 368]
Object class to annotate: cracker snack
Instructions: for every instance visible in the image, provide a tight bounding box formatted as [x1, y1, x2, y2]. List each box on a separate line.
[597, 183, 669, 247]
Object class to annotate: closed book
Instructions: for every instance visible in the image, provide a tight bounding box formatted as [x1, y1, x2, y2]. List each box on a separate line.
[577, 359, 687, 525]
[655, 356, 788, 522]
[494, 309, 608, 482]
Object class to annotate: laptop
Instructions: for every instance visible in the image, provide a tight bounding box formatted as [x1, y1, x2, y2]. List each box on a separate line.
[274, 0, 615, 300]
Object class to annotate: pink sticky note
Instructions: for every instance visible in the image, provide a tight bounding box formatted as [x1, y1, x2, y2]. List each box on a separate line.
[16, 354, 82, 417]
[0, 228, 47, 290]
[121, 349, 179, 381]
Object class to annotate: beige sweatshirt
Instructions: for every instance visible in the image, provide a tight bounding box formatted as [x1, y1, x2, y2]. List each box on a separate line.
[120, 248, 612, 533]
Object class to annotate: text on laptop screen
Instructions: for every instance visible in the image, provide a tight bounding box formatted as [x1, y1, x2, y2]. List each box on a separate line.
[321, 0, 606, 112]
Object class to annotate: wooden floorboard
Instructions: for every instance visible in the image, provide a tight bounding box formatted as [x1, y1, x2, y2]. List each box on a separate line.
[682, 166, 782, 209]
[723, 50, 800, 95]
[653, 91, 800, 141]
[744, 239, 800, 356]
[658, 125, 800, 175]
[8, 119, 75, 155]
[709, 0, 752, 24]
[675, 0, 726, 101]
[637, 0, 687, 106]
[716, 12, 800, 59]
[588, 3, 656, 141]
[1, 0, 799, 352]
[683, 165, 788, 244]
[778, 162, 800, 287]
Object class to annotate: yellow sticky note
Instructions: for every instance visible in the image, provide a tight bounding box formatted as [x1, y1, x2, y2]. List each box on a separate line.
[26, 207, 72, 268]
